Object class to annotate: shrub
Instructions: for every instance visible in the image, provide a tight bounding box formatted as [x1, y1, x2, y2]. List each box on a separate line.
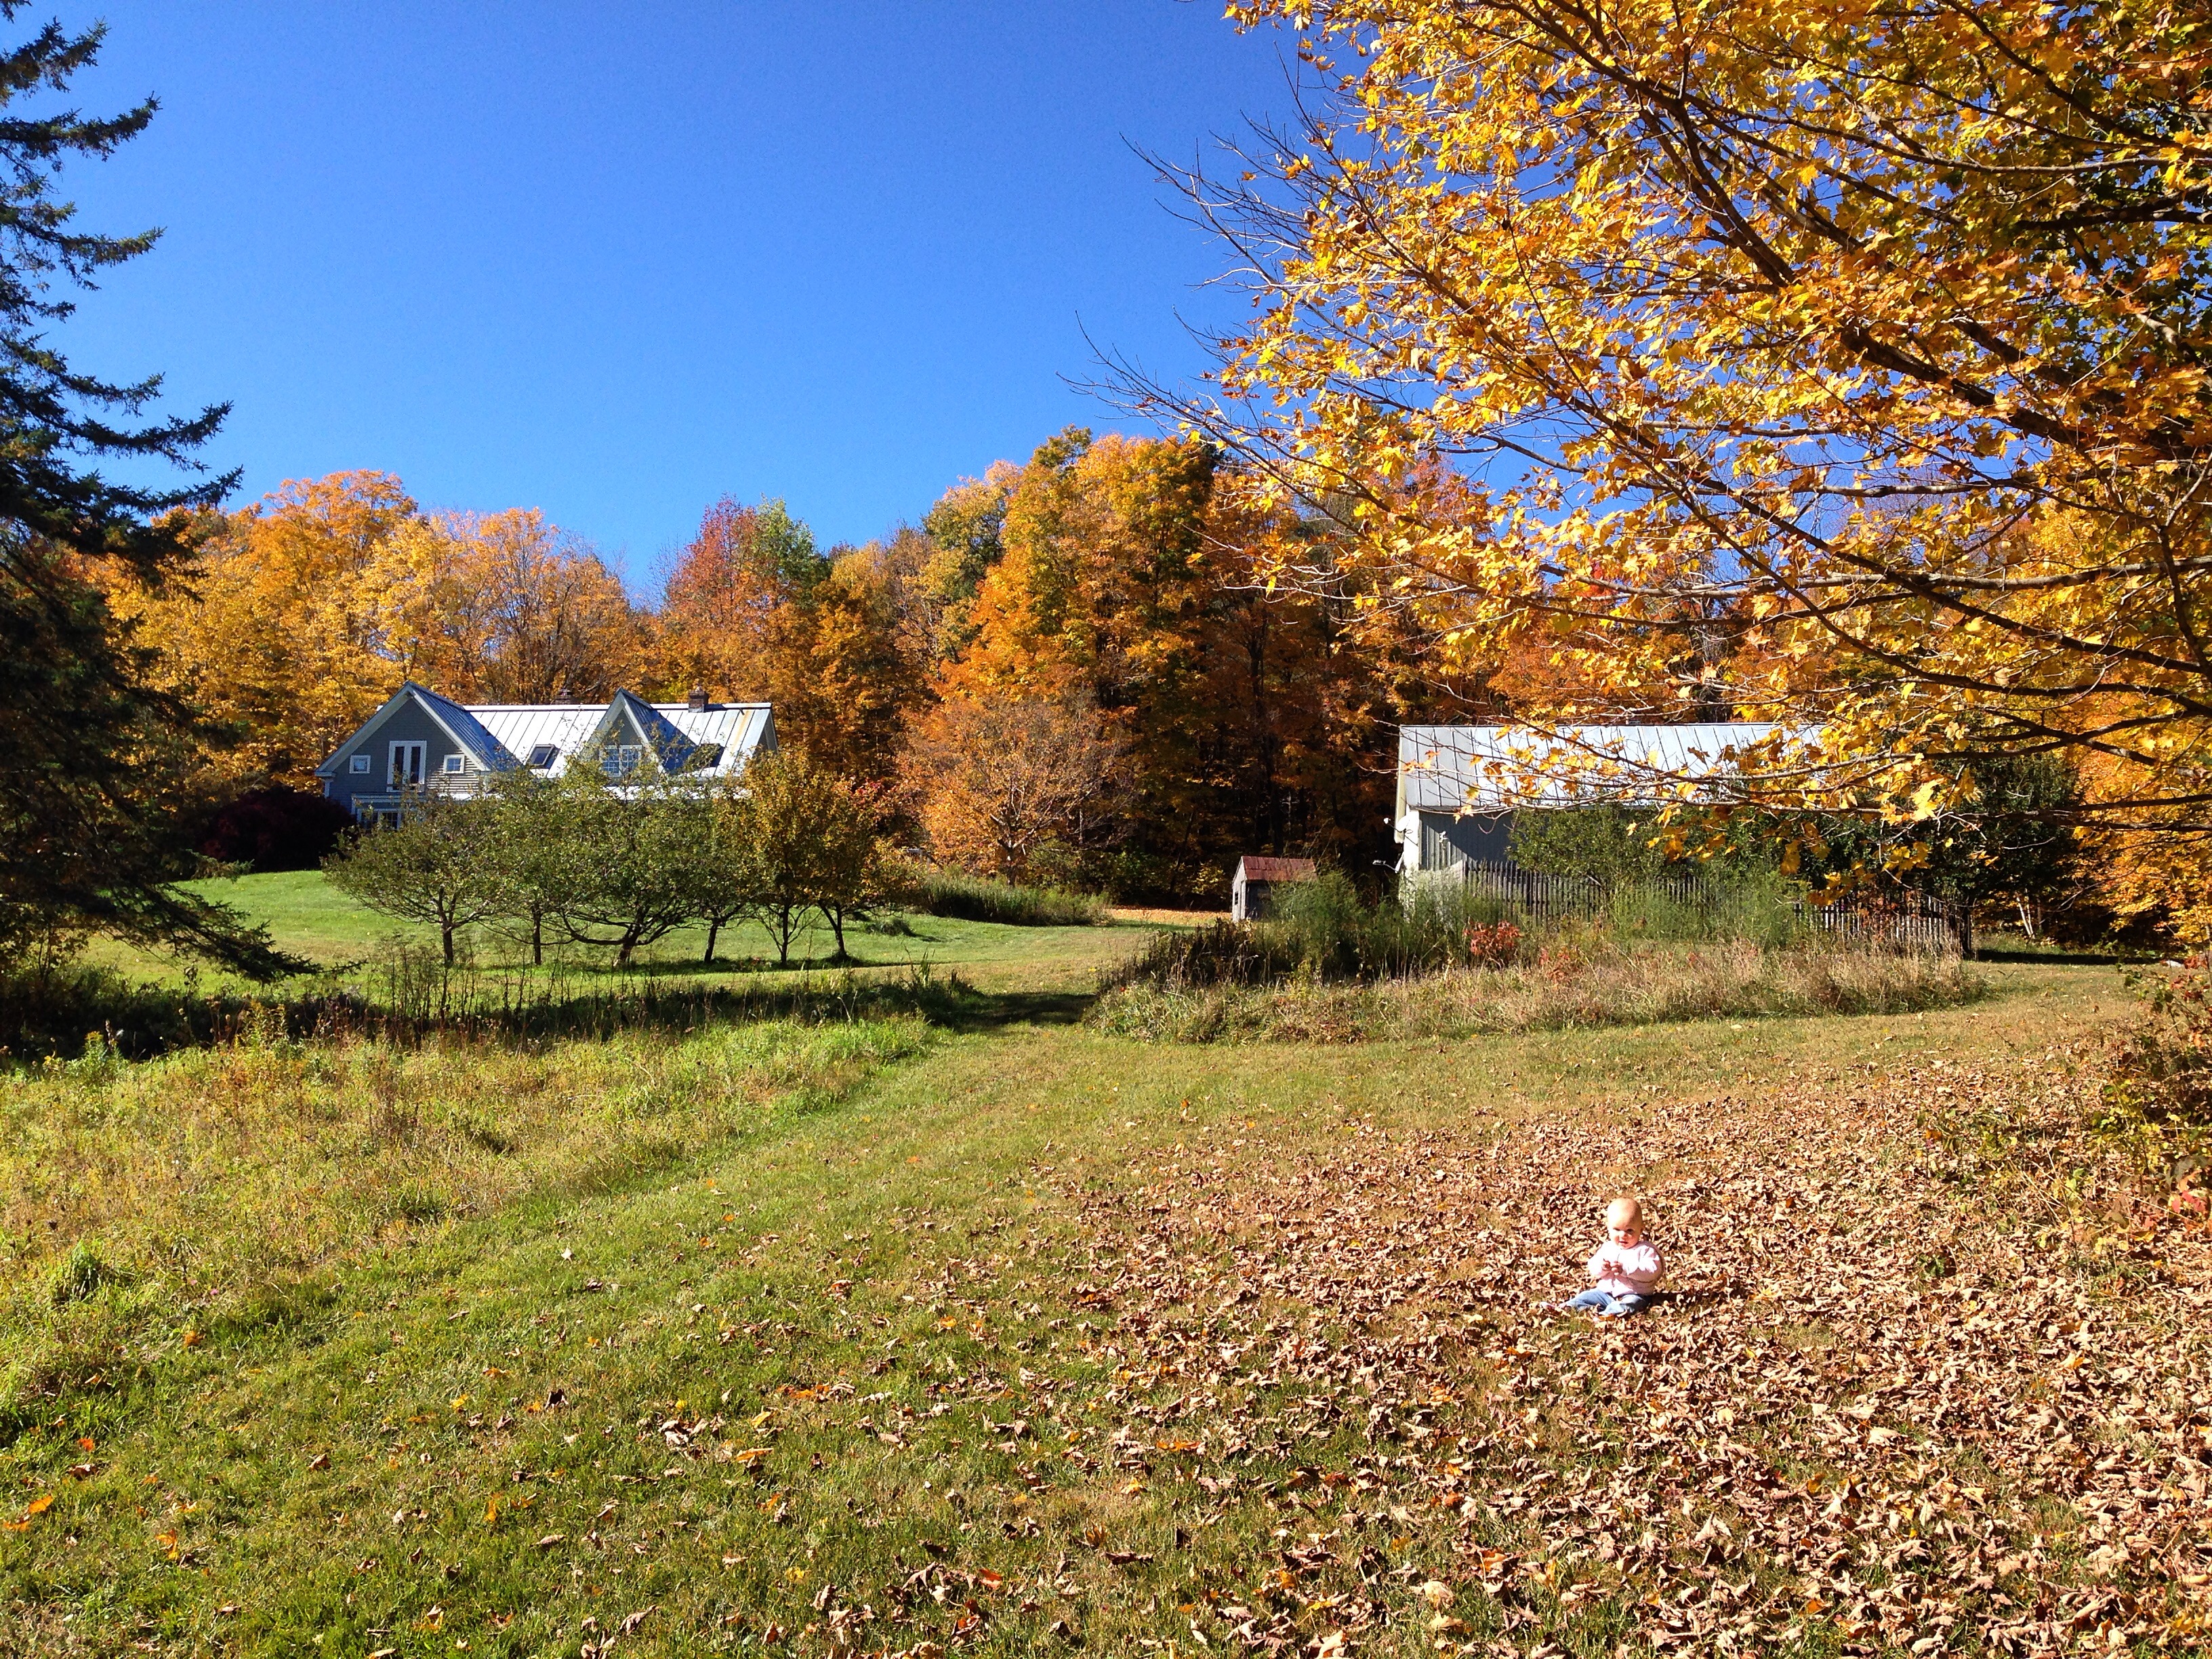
[1465, 920, 1523, 967]
[1103, 870, 1504, 990]
[0, 959, 253, 1061]
[197, 785, 356, 872]
[2103, 966, 2212, 1126]
[903, 865, 1107, 927]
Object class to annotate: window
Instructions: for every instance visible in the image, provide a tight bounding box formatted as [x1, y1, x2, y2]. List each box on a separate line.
[388, 741, 426, 788]
[601, 743, 644, 778]
[349, 754, 371, 775]
[443, 753, 466, 775]
[528, 743, 559, 769]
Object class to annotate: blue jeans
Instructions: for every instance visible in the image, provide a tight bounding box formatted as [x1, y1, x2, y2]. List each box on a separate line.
[1565, 1288, 1647, 1317]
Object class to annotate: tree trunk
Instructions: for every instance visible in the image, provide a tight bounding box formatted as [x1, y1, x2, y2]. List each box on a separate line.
[703, 915, 721, 964]
[441, 920, 456, 966]
[774, 905, 795, 967]
[828, 903, 847, 959]
[531, 907, 544, 966]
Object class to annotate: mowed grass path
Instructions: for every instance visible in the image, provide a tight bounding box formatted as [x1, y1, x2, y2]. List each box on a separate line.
[6, 947, 2202, 1656]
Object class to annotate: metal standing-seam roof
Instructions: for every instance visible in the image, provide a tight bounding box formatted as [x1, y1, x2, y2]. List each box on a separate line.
[1398, 724, 1799, 815]
[312, 679, 527, 779]
[468, 698, 773, 779]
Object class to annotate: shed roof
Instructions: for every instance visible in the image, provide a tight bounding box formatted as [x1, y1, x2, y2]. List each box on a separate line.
[1236, 855, 1318, 882]
[1399, 723, 1798, 814]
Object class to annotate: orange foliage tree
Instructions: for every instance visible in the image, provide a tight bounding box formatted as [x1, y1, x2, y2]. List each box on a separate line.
[899, 695, 1118, 884]
[652, 498, 926, 789]
[1134, 0, 2212, 928]
[106, 472, 645, 790]
[910, 428, 1446, 895]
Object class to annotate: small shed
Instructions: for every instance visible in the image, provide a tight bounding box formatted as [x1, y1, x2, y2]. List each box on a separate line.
[1231, 855, 1318, 922]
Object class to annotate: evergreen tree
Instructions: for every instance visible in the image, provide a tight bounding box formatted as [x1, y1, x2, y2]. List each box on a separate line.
[0, 10, 287, 975]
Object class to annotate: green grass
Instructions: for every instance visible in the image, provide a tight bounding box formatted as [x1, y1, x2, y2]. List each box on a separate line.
[4, 935, 2194, 1656]
[86, 870, 1150, 995]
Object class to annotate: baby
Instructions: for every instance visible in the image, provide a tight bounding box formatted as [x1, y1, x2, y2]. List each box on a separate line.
[1560, 1196, 1664, 1317]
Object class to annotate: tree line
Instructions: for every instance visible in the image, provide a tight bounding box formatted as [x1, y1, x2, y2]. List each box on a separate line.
[325, 748, 886, 970]
[100, 435, 1483, 905]
[6, 1, 2200, 988]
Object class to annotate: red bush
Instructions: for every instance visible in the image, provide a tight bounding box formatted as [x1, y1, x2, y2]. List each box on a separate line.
[1465, 920, 1523, 968]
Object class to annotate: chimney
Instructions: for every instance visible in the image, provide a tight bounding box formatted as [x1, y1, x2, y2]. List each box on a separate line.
[687, 685, 710, 712]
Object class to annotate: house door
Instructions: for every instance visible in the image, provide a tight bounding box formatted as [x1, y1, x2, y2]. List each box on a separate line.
[389, 741, 427, 788]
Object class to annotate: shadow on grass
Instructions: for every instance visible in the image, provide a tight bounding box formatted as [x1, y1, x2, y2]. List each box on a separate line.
[20, 966, 1101, 1063]
[1974, 946, 2158, 966]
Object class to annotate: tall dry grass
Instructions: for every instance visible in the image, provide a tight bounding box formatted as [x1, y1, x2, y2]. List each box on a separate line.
[1089, 937, 1984, 1043]
[0, 1016, 927, 1422]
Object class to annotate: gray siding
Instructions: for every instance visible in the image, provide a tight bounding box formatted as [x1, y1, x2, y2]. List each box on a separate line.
[324, 703, 470, 812]
[1418, 810, 1513, 870]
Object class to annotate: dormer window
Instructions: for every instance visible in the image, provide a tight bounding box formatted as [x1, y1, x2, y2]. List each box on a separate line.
[528, 743, 558, 769]
[602, 743, 643, 778]
[443, 754, 466, 775]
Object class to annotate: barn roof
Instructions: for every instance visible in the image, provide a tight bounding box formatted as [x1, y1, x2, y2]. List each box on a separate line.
[1398, 723, 1798, 813]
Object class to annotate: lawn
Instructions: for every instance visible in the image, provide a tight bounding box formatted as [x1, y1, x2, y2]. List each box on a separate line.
[85, 870, 1153, 994]
[4, 928, 2206, 1657]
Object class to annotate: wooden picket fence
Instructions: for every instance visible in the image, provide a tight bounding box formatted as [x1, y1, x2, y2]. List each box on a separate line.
[1412, 861, 1972, 954]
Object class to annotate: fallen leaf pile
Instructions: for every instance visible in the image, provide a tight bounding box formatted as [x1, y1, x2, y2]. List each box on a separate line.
[1050, 1056, 2212, 1654]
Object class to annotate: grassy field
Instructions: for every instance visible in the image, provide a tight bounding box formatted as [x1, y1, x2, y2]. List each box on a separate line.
[84, 871, 1153, 994]
[6, 916, 2207, 1656]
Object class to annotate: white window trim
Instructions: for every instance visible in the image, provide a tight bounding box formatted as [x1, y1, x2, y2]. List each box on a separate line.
[349, 754, 371, 774]
[389, 740, 426, 787]
[442, 753, 465, 775]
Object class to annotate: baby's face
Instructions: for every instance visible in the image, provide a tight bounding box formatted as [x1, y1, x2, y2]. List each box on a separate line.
[1606, 1213, 1642, 1246]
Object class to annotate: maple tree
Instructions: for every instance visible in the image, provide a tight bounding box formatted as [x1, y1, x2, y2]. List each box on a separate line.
[654, 496, 822, 704]
[373, 507, 644, 703]
[918, 428, 1431, 893]
[900, 693, 1118, 884]
[108, 474, 649, 790]
[106, 472, 420, 785]
[1138, 0, 2212, 926]
[758, 543, 928, 790]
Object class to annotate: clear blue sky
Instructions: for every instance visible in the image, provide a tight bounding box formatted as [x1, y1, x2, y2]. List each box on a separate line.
[47, 3, 1290, 592]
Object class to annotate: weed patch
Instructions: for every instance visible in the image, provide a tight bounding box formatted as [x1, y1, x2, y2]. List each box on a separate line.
[1093, 938, 1986, 1041]
[903, 866, 1109, 927]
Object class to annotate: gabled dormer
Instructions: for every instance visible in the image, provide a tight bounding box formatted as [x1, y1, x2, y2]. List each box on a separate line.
[577, 689, 699, 779]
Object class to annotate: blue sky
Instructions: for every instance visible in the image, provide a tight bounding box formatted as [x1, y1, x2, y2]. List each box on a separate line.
[47, 3, 1290, 592]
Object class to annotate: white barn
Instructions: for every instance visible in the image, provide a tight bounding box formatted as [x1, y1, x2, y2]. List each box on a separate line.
[1394, 723, 1791, 876]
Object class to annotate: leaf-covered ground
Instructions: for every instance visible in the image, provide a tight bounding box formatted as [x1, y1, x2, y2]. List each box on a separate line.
[1054, 1050, 2212, 1655]
[4, 964, 2205, 1656]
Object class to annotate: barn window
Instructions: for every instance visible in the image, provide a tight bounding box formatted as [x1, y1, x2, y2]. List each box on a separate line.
[528, 743, 558, 769]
